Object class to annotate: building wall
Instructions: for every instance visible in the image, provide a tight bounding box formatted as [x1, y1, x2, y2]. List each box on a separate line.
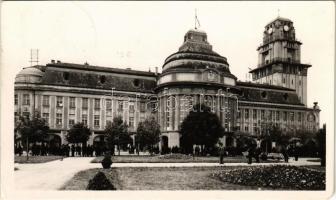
[14, 88, 155, 145]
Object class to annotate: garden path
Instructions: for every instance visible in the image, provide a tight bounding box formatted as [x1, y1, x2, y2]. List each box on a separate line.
[14, 157, 319, 190]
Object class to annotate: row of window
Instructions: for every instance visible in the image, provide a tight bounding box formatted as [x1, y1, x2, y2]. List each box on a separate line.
[240, 109, 302, 122]
[15, 94, 147, 112]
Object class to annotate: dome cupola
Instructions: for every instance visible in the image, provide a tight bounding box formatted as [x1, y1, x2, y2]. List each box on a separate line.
[15, 66, 44, 83]
[157, 28, 236, 88]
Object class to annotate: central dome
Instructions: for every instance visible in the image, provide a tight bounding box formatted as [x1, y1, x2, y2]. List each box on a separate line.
[157, 28, 236, 87]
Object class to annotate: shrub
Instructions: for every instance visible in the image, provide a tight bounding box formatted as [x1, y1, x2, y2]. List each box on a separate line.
[260, 153, 268, 161]
[171, 146, 179, 153]
[86, 171, 116, 190]
[101, 153, 112, 169]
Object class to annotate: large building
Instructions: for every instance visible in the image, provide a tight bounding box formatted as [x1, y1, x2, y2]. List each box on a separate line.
[14, 17, 320, 149]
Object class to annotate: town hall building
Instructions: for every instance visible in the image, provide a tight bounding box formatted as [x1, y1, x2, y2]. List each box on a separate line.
[14, 17, 320, 149]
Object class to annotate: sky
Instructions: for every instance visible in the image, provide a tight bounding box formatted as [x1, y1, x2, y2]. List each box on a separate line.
[1, 1, 334, 126]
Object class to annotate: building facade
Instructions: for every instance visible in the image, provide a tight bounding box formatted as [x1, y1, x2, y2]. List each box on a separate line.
[14, 17, 320, 149]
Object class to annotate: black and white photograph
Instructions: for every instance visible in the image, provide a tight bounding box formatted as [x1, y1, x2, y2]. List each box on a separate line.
[0, 1, 334, 200]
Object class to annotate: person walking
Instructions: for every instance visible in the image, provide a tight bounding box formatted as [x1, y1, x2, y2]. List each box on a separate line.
[218, 144, 225, 164]
[70, 145, 75, 157]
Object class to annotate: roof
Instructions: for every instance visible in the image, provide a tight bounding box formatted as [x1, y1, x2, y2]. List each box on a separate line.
[236, 81, 295, 91]
[265, 16, 292, 27]
[47, 62, 157, 77]
[236, 82, 302, 105]
[40, 63, 157, 93]
[17, 66, 44, 77]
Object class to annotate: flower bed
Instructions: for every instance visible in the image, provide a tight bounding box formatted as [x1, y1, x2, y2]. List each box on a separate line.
[213, 165, 325, 190]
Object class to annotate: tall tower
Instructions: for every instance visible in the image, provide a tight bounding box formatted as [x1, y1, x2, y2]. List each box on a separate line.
[249, 17, 311, 105]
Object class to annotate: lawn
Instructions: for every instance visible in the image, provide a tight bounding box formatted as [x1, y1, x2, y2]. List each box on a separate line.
[62, 165, 325, 190]
[91, 154, 282, 163]
[62, 166, 264, 190]
[14, 156, 64, 163]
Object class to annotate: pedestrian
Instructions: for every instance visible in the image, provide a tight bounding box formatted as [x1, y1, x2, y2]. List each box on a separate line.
[218, 144, 225, 164]
[70, 145, 75, 157]
[18, 144, 23, 156]
[294, 147, 299, 161]
[247, 148, 253, 164]
[254, 147, 261, 163]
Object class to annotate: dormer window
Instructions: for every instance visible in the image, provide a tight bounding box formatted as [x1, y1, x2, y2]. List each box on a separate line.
[100, 75, 106, 84]
[63, 72, 70, 81]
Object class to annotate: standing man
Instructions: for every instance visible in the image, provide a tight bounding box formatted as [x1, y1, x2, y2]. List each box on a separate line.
[218, 143, 225, 164]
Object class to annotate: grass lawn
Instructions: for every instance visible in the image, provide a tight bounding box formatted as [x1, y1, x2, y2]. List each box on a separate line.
[14, 156, 64, 163]
[91, 155, 282, 163]
[62, 166, 265, 190]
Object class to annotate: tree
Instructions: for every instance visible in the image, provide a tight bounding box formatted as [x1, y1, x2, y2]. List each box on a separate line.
[15, 114, 49, 160]
[105, 116, 131, 155]
[66, 122, 91, 146]
[136, 116, 160, 154]
[316, 125, 326, 166]
[180, 104, 224, 154]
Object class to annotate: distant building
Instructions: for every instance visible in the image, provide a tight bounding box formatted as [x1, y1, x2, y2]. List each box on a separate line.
[14, 17, 320, 149]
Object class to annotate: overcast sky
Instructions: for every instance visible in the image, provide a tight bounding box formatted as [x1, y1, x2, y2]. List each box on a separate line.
[1, 1, 334, 125]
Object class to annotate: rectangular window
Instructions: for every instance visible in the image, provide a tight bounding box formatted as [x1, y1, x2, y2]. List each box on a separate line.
[42, 95, 50, 106]
[129, 102, 135, 113]
[166, 113, 171, 128]
[298, 112, 302, 122]
[140, 102, 146, 112]
[82, 98, 88, 109]
[23, 94, 30, 105]
[106, 99, 112, 110]
[283, 111, 287, 121]
[42, 113, 49, 124]
[253, 123, 258, 134]
[94, 115, 100, 127]
[289, 112, 294, 121]
[252, 109, 257, 119]
[244, 126, 249, 132]
[56, 113, 62, 125]
[69, 97, 76, 108]
[238, 109, 241, 118]
[268, 110, 272, 121]
[244, 109, 249, 119]
[94, 99, 100, 110]
[261, 110, 265, 120]
[14, 94, 18, 105]
[56, 96, 63, 107]
[82, 114, 88, 125]
[276, 111, 280, 121]
[118, 100, 123, 112]
[129, 117, 134, 128]
[69, 119, 75, 126]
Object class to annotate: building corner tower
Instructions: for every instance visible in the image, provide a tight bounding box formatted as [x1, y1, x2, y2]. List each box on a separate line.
[249, 17, 311, 105]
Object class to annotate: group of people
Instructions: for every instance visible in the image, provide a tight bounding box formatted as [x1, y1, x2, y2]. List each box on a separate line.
[14, 143, 109, 157]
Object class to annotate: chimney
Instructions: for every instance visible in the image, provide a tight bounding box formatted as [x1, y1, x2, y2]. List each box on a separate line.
[313, 102, 318, 109]
[57, 60, 61, 63]
[155, 67, 158, 75]
[51, 59, 55, 63]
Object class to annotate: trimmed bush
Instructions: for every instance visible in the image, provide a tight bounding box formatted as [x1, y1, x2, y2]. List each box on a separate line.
[101, 154, 112, 169]
[86, 171, 116, 190]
